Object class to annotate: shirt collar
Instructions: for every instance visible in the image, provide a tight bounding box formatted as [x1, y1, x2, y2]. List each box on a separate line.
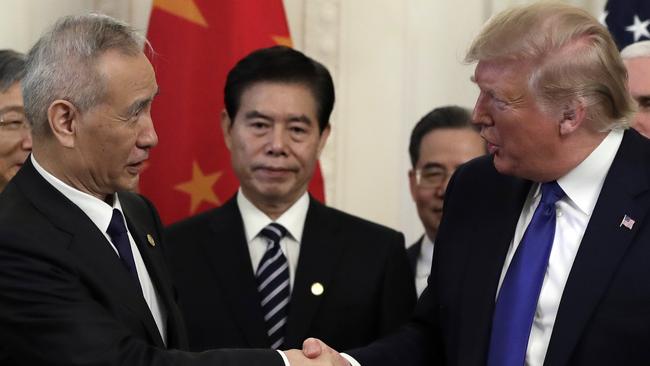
[237, 188, 309, 243]
[532, 129, 623, 215]
[31, 154, 122, 233]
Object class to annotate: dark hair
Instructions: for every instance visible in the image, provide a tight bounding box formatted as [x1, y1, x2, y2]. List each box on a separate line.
[224, 46, 334, 133]
[408, 105, 481, 167]
[0, 49, 26, 93]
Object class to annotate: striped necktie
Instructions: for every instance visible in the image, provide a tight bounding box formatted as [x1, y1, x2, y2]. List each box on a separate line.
[256, 223, 290, 349]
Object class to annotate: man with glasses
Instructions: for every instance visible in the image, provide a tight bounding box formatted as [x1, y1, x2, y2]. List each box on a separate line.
[407, 106, 485, 296]
[0, 49, 31, 192]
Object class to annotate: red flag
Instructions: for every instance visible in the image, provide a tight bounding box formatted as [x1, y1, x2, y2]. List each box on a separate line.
[141, 0, 326, 224]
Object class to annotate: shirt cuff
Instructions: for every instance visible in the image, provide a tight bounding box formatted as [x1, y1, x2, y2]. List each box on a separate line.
[278, 350, 290, 366]
[341, 352, 361, 366]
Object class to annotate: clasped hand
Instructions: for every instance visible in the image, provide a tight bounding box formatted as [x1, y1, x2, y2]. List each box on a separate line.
[283, 338, 351, 366]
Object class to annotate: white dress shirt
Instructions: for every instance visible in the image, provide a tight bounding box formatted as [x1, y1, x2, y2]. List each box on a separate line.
[31, 155, 168, 345]
[237, 188, 309, 288]
[414, 235, 434, 297]
[343, 129, 623, 366]
[498, 129, 623, 366]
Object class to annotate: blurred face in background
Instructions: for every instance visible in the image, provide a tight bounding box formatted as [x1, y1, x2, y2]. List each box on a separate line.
[624, 57, 650, 138]
[409, 127, 485, 239]
[0, 81, 31, 191]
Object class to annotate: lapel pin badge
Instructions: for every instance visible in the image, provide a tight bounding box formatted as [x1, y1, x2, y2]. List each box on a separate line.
[147, 234, 156, 247]
[311, 282, 324, 296]
[620, 214, 635, 230]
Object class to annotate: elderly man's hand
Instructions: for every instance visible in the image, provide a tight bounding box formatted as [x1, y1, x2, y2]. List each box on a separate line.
[283, 338, 351, 366]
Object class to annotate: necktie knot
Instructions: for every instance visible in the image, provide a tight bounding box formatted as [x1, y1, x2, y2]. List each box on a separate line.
[107, 209, 128, 237]
[259, 223, 288, 246]
[539, 181, 565, 214]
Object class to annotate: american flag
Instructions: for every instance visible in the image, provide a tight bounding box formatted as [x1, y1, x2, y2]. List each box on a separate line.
[620, 214, 636, 230]
[603, 0, 650, 49]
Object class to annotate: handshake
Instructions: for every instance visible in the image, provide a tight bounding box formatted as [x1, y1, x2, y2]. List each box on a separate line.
[283, 338, 352, 366]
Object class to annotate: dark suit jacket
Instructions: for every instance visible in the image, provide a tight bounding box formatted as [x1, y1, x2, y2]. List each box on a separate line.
[352, 129, 650, 365]
[0, 159, 282, 366]
[164, 195, 416, 351]
[407, 236, 424, 274]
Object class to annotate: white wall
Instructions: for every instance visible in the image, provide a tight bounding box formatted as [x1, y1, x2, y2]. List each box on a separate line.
[0, 0, 608, 244]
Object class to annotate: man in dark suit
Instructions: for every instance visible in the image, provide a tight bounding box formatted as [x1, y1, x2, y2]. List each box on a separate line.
[406, 106, 485, 297]
[165, 46, 416, 353]
[300, 3, 650, 365]
[0, 14, 309, 366]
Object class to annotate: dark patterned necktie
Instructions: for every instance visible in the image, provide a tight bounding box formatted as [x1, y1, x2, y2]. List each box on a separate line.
[256, 223, 290, 349]
[488, 181, 565, 366]
[106, 208, 141, 293]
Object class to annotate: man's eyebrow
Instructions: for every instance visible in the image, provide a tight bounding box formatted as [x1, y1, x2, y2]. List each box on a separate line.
[126, 88, 159, 116]
[287, 114, 312, 124]
[0, 106, 24, 116]
[420, 162, 445, 170]
[244, 110, 272, 120]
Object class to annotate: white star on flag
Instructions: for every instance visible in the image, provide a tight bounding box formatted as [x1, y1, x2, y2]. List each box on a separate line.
[625, 15, 650, 42]
[599, 11, 608, 26]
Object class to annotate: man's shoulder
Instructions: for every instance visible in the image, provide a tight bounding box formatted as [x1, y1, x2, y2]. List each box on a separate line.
[307, 199, 403, 244]
[164, 196, 239, 239]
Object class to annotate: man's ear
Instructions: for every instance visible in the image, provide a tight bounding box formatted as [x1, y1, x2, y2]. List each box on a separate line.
[220, 109, 233, 150]
[559, 99, 586, 136]
[47, 99, 79, 148]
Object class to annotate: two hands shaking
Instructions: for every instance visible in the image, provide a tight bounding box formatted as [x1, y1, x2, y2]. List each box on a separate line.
[284, 338, 351, 366]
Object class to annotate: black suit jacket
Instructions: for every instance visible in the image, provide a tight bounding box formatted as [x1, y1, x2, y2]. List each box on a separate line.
[352, 129, 650, 365]
[164, 195, 416, 351]
[0, 159, 282, 366]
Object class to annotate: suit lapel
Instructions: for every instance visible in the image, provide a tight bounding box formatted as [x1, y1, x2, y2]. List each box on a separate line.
[15, 160, 164, 347]
[284, 199, 346, 347]
[545, 130, 650, 365]
[120, 196, 176, 348]
[201, 198, 270, 347]
[456, 174, 531, 365]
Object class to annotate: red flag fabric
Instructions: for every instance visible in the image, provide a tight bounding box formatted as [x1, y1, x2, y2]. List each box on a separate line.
[141, 0, 326, 224]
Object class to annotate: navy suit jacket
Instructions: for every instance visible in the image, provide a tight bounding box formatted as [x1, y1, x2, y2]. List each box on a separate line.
[0, 159, 282, 366]
[164, 195, 416, 351]
[352, 129, 650, 365]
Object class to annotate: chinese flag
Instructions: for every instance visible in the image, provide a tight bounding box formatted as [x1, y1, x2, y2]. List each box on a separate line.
[141, 0, 326, 224]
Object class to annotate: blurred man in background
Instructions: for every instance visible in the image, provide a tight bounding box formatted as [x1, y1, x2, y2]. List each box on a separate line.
[407, 106, 485, 297]
[0, 49, 31, 192]
[621, 40, 650, 138]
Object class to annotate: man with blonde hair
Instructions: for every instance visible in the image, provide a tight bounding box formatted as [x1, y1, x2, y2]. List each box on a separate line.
[296, 2, 650, 366]
[621, 40, 650, 137]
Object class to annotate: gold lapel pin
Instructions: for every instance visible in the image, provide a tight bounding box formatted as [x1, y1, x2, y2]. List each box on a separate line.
[311, 282, 324, 296]
[147, 234, 156, 247]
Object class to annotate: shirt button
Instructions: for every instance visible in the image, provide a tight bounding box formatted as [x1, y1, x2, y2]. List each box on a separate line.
[557, 210, 563, 217]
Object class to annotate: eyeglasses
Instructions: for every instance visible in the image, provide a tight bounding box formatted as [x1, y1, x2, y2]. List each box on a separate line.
[0, 111, 30, 133]
[415, 166, 449, 188]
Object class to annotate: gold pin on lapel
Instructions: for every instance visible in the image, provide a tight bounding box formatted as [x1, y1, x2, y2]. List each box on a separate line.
[311, 282, 324, 296]
[147, 234, 156, 247]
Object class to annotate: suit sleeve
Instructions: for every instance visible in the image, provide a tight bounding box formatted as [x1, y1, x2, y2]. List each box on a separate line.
[0, 229, 284, 366]
[378, 231, 418, 336]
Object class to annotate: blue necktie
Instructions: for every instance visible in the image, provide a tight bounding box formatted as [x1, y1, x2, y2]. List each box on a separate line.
[256, 223, 290, 349]
[487, 181, 565, 366]
[106, 208, 141, 293]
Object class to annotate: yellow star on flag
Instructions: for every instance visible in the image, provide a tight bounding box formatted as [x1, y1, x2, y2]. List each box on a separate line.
[153, 0, 208, 28]
[175, 161, 222, 213]
[272, 35, 293, 47]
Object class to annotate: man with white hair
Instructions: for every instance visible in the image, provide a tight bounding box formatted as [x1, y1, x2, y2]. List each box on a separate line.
[621, 40, 650, 137]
